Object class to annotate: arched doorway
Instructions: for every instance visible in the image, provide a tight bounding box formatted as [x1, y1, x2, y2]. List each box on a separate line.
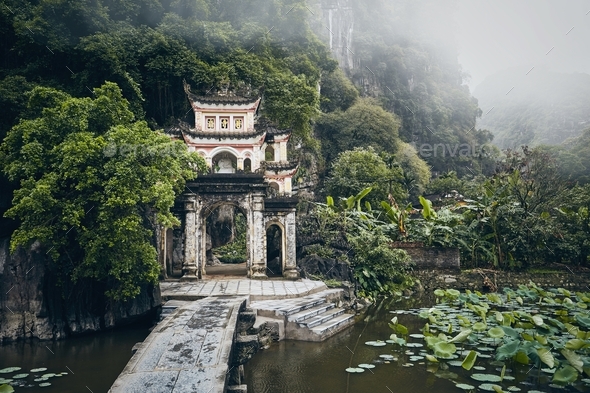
[212, 152, 237, 173]
[203, 203, 249, 276]
[243, 158, 252, 173]
[266, 224, 284, 277]
[269, 182, 280, 196]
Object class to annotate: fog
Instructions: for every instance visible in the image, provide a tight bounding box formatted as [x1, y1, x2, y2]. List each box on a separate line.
[451, 0, 590, 89]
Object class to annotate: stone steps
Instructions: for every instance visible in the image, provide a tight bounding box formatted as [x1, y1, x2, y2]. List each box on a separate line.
[250, 288, 355, 342]
[287, 303, 335, 323]
[299, 307, 344, 328]
[311, 313, 355, 338]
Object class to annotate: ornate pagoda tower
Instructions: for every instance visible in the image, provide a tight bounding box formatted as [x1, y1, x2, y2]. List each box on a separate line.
[168, 82, 298, 195]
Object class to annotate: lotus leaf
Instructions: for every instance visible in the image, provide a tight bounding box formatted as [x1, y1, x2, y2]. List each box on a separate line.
[450, 329, 472, 343]
[501, 326, 520, 339]
[473, 322, 487, 332]
[561, 349, 583, 372]
[488, 327, 505, 339]
[433, 342, 457, 359]
[461, 350, 478, 370]
[575, 314, 590, 329]
[565, 338, 588, 350]
[0, 385, 15, 393]
[425, 354, 438, 362]
[514, 351, 529, 364]
[536, 347, 554, 368]
[532, 315, 544, 326]
[552, 365, 578, 384]
[496, 340, 520, 361]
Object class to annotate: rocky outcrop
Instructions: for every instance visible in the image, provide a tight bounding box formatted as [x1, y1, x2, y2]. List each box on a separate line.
[0, 236, 161, 342]
[297, 254, 353, 282]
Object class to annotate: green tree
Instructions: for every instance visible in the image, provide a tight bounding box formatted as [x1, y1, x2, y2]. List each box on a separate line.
[391, 142, 431, 200]
[0, 82, 206, 300]
[316, 98, 402, 163]
[325, 147, 405, 207]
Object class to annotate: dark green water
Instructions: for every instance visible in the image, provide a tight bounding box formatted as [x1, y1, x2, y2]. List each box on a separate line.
[245, 296, 589, 393]
[0, 323, 150, 393]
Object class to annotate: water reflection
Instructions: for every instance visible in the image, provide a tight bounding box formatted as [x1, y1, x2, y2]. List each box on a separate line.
[0, 323, 149, 393]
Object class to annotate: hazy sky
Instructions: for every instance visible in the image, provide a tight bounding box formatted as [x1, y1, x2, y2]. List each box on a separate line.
[452, 0, 590, 90]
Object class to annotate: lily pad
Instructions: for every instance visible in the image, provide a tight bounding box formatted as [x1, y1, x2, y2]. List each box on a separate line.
[39, 383, 51, 387]
[345, 367, 365, 373]
[0, 368, 20, 374]
[358, 364, 375, 369]
[455, 383, 475, 390]
[30, 368, 47, 373]
[478, 384, 501, 391]
[471, 373, 503, 382]
[12, 373, 29, 379]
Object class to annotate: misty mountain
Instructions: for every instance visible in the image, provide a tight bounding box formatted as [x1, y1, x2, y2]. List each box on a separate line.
[474, 67, 590, 148]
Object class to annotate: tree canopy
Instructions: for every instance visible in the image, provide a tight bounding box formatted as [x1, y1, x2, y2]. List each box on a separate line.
[0, 82, 206, 299]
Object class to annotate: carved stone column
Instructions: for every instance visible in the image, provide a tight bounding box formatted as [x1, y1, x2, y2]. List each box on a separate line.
[283, 210, 299, 279]
[181, 197, 199, 280]
[250, 194, 268, 279]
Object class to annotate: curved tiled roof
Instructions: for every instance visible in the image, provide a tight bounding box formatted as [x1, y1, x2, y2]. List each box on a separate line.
[261, 161, 299, 171]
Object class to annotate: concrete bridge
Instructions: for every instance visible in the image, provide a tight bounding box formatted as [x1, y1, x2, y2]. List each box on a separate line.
[109, 279, 355, 393]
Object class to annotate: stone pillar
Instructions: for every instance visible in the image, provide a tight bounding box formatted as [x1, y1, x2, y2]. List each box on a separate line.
[181, 197, 199, 280]
[283, 210, 299, 279]
[273, 144, 280, 162]
[279, 142, 287, 162]
[237, 157, 244, 171]
[250, 194, 267, 279]
[284, 177, 292, 195]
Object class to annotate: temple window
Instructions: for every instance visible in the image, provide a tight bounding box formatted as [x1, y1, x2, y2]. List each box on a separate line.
[206, 117, 215, 130]
[220, 117, 229, 130]
[265, 145, 275, 161]
[234, 117, 243, 130]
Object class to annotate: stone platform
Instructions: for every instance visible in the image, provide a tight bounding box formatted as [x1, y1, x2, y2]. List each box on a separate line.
[160, 278, 327, 301]
[109, 297, 248, 393]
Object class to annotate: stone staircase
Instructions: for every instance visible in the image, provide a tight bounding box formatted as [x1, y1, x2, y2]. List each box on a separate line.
[249, 289, 355, 342]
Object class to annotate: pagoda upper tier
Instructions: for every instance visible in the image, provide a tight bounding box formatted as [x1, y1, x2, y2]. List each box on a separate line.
[166, 83, 298, 195]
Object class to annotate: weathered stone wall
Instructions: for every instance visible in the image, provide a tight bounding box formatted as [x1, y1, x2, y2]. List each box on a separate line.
[0, 236, 161, 342]
[393, 244, 460, 270]
[413, 269, 590, 293]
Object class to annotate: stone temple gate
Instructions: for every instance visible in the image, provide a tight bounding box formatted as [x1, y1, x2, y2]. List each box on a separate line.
[159, 83, 299, 280]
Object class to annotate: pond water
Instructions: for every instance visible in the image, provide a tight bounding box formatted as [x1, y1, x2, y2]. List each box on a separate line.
[245, 291, 590, 393]
[0, 323, 150, 392]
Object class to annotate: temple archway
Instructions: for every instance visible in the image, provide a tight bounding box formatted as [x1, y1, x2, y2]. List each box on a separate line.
[201, 202, 249, 277]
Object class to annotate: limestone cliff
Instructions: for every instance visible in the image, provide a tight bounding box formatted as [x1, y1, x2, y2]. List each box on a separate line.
[0, 236, 160, 342]
[318, 0, 355, 71]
